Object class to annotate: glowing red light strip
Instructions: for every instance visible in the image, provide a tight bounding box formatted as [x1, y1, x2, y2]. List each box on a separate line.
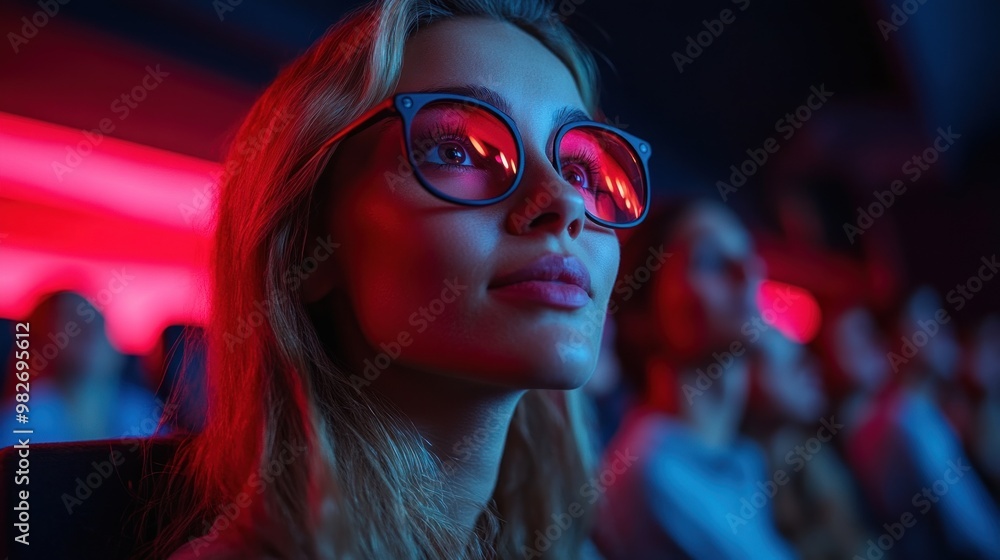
[0, 111, 219, 234]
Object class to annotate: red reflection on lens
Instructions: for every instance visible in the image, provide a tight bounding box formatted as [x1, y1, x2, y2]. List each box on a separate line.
[409, 102, 518, 201]
[559, 127, 644, 224]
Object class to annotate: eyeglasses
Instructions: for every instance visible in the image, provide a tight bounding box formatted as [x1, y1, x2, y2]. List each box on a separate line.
[309, 92, 652, 228]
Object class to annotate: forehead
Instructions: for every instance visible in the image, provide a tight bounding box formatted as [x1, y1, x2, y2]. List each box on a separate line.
[394, 17, 588, 140]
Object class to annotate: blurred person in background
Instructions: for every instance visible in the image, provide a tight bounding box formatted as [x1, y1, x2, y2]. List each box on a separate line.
[891, 286, 964, 431]
[582, 316, 633, 451]
[593, 198, 798, 560]
[813, 302, 892, 441]
[810, 300, 909, 558]
[846, 287, 1000, 559]
[743, 329, 873, 560]
[0, 290, 163, 443]
[967, 314, 1000, 499]
[144, 324, 208, 435]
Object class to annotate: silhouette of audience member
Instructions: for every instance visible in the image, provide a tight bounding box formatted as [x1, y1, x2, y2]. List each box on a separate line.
[144, 325, 207, 434]
[969, 315, 1000, 498]
[813, 303, 892, 439]
[593, 199, 798, 560]
[847, 287, 1000, 559]
[744, 329, 872, 560]
[0, 291, 163, 443]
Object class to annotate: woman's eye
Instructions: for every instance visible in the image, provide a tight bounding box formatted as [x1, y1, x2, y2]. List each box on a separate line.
[427, 141, 472, 166]
[562, 163, 589, 190]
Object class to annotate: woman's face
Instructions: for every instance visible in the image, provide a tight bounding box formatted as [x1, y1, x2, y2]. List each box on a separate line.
[654, 203, 761, 357]
[317, 18, 619, 389]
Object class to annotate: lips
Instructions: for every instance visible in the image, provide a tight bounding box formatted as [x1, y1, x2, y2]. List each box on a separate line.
[489, 254, 593, 308]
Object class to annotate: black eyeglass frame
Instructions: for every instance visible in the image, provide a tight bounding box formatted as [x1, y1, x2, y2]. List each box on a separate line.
[308, 92, 653, 228]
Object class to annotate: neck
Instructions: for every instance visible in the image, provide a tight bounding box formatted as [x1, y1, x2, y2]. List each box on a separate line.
[323, 292, 524, 536]
[371, 367, 524, 534]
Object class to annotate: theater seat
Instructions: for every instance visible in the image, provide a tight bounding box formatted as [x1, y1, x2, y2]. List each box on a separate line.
[0, 436, 185, 560]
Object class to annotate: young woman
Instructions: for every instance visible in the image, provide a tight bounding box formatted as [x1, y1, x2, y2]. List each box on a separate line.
[144, 0, 652, 558]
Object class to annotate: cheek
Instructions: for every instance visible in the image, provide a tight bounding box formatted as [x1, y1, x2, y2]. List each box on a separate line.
[335, 183, 508, 373]
[580, 234, 620, 355]
[344, 217, 487, 350]
[328, 132, 484, 345]
[588, 234, 621, 305]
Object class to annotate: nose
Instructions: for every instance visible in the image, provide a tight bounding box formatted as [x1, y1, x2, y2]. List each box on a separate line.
[504, 148, 587, 239]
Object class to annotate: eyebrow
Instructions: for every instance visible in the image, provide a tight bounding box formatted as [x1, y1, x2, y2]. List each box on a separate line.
[415, 84, 592, 130]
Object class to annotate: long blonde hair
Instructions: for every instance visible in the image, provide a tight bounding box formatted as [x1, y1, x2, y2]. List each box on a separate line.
[143, 0, 604, 557]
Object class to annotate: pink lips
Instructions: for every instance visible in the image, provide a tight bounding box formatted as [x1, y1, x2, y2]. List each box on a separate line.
[489, 254, 592, 309]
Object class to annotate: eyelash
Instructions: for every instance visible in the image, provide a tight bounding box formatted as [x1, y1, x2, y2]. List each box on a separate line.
[560, 146, 604, 193]
[413, 123, 475, 168]
[412, 122, 605, 192]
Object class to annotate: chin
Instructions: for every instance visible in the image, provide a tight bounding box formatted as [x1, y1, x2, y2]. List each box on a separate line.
[449, 346, 599, 390]
[402, 320, 605, 390]
[518, 346, 599, 390]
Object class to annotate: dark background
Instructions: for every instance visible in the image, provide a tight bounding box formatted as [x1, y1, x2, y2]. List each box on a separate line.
[2, 0, 999, 328]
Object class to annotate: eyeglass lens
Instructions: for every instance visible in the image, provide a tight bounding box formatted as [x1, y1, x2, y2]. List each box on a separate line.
[407, 100, 646, 225]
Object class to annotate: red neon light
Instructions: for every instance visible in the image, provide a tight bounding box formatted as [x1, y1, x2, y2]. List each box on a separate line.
[756, 280, 822, 344]
[1, 112, 217, 353]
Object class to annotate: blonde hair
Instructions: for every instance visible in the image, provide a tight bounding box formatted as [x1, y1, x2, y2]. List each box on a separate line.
[142, 0, 604, 557]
